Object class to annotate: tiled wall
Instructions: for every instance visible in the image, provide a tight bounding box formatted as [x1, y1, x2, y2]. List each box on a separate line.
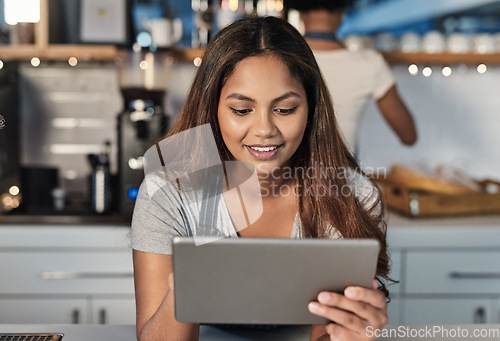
[358, 64, 500, 181]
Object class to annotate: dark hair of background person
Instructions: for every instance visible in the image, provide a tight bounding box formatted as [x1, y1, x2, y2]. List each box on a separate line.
[284, 0, 354, 12]
[165, 16, 393, 297]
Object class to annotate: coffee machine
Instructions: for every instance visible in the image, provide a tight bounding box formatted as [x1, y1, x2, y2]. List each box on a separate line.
[117, 88, 168, 218]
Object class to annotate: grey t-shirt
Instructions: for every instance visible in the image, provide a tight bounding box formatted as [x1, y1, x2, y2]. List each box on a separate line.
[131, 169, 378, 254]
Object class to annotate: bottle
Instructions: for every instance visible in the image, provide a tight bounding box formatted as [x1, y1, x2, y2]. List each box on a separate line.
[89, 141, 112, 214]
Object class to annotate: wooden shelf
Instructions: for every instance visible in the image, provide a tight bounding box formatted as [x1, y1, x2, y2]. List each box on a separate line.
[163, 49, 500, 65]
[170, 48, 205, 62]
[0, 45, 119, 61]
[382, 51, 500, 65]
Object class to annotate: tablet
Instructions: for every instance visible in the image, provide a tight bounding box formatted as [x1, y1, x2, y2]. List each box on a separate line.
[173, 237, 380, 325]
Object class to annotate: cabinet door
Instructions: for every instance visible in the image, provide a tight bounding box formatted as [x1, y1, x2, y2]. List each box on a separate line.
[0, 251, 133, 295]
[406, 251, 500, 294]
[387, 297, 402, 325]
[0, 298, 89, 324]
[91, 298, 136, 324]
[387, 249, 402, 296]
[404, 298, 493, 324]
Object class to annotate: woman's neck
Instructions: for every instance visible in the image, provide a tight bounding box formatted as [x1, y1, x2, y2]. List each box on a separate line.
[300, 10, 343, 34]
[300, 10, 345, 51]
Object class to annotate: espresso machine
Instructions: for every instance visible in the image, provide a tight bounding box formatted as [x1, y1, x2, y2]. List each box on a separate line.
[117, 88, 168, 218]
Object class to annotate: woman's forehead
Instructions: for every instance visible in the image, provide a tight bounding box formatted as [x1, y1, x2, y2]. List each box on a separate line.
[221, 55, 306, 99]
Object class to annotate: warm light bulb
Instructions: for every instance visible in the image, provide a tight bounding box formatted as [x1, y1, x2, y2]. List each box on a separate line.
[9, 186, 20, 196]
[229, 0, 239, 11]
[68, 57, 78, 67]
[139, 60, 149, 70]
[442, 66, 452, 77]
[408, 64, 418, 76]
[31, 57, 40, 67]
[0, 60, 4, 69]
[422, 67, 432, 77]
[477, 64, 487, 74]
[4, 0, 40, 25]
[193, 57, 202, 67]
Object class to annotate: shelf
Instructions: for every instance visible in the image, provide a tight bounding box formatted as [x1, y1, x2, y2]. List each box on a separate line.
[171, 48, 205, 62]
[0, 45, 119, 61]
[382, 52, 500, 65]
[163, 49, 500, 65]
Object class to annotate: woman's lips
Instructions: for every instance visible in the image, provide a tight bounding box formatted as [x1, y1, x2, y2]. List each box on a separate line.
[245, 144, 282, 160]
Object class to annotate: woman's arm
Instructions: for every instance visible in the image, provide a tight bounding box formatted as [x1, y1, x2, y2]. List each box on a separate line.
[376, 85, 417, 146]
[133, 250, 200, 341]
[308, 280, 387, 341]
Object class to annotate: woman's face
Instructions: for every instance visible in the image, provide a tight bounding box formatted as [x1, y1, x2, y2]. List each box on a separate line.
[217, 55, 308, 176]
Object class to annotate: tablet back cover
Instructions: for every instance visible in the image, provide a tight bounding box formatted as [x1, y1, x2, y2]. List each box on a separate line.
[173, 237, 380, 325]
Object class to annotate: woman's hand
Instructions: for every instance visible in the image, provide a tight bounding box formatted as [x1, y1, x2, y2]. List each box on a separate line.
[308, 280, 388, 341]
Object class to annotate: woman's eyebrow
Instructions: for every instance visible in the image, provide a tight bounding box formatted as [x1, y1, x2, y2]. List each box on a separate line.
[225, 91, 301, 103]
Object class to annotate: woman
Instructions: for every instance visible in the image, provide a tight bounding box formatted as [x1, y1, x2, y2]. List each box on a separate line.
[285, 0, 417, 153]
[132, 16, 391, 341]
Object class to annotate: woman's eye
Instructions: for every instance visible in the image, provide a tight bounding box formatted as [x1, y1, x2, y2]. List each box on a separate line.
[274, 106, 298, 115]
[230, 107, 252, 115]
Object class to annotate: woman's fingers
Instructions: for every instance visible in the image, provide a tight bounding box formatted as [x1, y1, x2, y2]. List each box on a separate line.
[309, 301, 368, 331]
[309, 289, 387, 328]
[345, 286, 387, 311]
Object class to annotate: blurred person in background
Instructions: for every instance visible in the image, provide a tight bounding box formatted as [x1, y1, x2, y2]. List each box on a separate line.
[285, 0, 417, 154]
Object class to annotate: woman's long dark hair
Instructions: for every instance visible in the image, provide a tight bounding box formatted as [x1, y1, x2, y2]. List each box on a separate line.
[166, 16, 392, 296]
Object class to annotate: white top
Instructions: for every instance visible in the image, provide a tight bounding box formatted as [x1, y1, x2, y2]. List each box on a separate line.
[313, 49, 395, 152]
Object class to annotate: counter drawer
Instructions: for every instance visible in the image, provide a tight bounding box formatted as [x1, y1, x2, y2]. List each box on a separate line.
[406, 250, 500, 294]
[0, 251, 134, 294]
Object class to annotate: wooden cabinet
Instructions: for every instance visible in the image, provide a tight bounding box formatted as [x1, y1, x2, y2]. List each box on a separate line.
[388, 214, 500, 325]
[0, 225, 135, 324]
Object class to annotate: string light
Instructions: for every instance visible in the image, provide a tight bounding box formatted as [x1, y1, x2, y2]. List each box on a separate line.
[408, 64, 418, 76]
[68, 57, 78, 67]
[477, 64, 487, 74]
[139, 60, 149, 70]
[193, 57, 202, 67]
[442, 66, 452, 77]
[9, 186, 20, 196]
[422, 67, 432, 77]
[31, 57, 40, 67]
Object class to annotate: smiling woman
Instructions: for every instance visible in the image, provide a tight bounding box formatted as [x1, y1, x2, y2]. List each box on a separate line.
[131, 16, 391, 341]
[217, 55, 308, 176]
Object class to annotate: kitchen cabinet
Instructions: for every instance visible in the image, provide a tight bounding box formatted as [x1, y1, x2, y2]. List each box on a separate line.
[387, 214, 500, 325]
[0, 225, 135, 324]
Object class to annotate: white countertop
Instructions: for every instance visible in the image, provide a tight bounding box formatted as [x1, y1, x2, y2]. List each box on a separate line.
[2, 324, 500, 341]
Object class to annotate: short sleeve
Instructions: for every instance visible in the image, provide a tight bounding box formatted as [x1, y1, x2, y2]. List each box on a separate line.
[131, 176, 189, 255]
[370, 51, 395, 100]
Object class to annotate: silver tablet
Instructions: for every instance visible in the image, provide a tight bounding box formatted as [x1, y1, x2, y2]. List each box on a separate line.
[173, 237, 380, 325]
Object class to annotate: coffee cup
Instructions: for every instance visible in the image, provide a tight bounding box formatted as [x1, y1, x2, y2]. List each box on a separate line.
[146, 18, 183, 48]
[422, 31, 445, 53]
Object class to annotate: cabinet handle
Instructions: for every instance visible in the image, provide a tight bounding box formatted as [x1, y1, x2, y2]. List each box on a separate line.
[72, 309, 80, 324]
[99, 309, 107, 324]
[474, 307, 486, 324]
[41, 271, 133, 279]
[449, 271, 500, 279]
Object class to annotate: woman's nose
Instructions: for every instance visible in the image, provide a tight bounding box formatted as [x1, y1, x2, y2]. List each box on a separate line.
[251, 111, 277, 137]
